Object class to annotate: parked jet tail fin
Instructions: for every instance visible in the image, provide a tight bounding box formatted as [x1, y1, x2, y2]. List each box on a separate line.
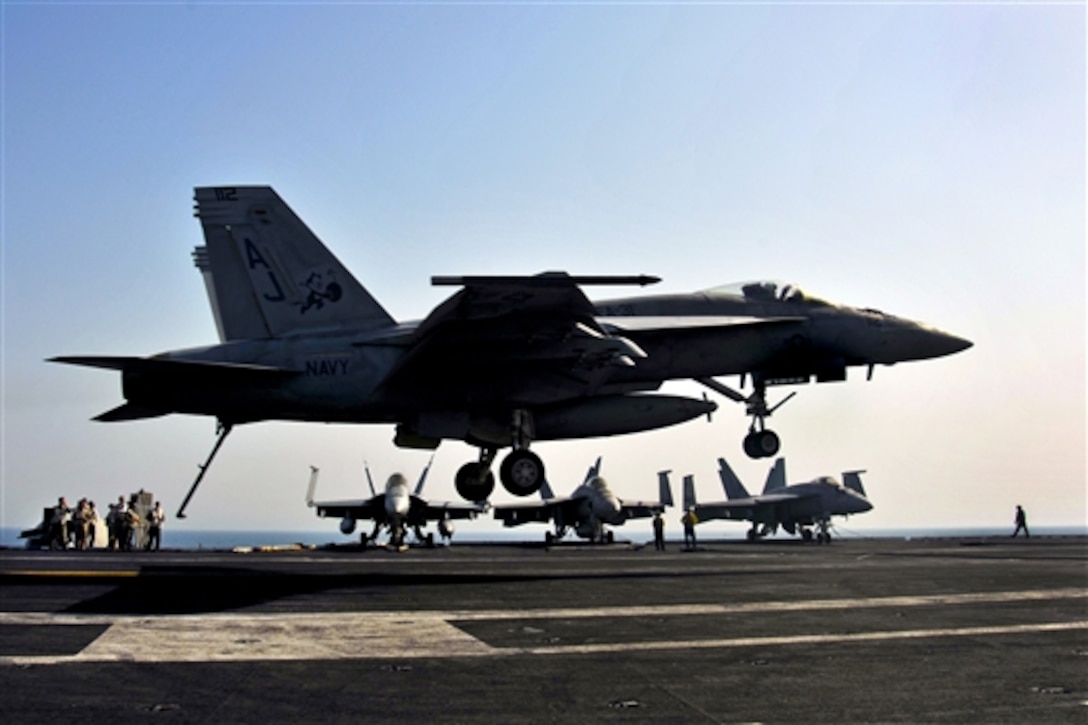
[682, 474, 697, 510]
[539, 479, 556, 500]
[842, 470, 868, 496]
[414, 455, 435, 496]
[582, 456, 603, 484]
[306, 466, 319, 507]
[717, 457, 751, 499]
[763, 458, 786, 494]
[193, 186, 395, 340]
[657, 470, 675, 508]
[363, 461, 378, 497]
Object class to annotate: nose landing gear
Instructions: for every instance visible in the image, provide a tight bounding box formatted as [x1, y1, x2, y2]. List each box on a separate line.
[697, 376, 796, 460]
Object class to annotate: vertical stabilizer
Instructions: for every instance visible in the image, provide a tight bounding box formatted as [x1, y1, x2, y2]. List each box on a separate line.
[364, 461, 378, 498]
[842, 470, 867, 496]
[717, 457, 751, 499]
[193, 186, 395, 339]
[305, 466, 319, 507]
[582, 456, 603, 484]
[762, 458, 786, 494]
[414, 455, 436, 496]
[682, 474, 697, 510]
[657, 470, 674, 507]
[539, 478, 556, 500]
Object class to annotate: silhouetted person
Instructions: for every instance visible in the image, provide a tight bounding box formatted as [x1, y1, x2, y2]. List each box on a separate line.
[652, 512, 665, 551]
[49, 497, 71, 551]
[146, 501, 165, 551]
[1012, 505, 1030, 538]
[681, 508, 698, 550]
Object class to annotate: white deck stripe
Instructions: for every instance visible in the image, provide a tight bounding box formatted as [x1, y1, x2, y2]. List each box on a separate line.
[2, 588, 1085, 665]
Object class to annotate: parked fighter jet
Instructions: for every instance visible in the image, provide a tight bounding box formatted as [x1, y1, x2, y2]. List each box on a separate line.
[676, 457, 871, 543]
[306, 457, 485, 548]
[493, 458, 673, 544]
[52, 186, 970, 514]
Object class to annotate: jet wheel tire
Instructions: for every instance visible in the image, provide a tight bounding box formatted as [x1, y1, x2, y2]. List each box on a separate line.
[455, 463, 495, 502]
[500, 450, 545, 497]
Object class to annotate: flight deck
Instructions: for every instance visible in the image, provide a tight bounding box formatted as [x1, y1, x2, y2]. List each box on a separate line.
[1, 536, 1085, 722]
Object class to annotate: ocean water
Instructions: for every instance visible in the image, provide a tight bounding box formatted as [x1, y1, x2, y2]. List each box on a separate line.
[2, 525, 1084, 551]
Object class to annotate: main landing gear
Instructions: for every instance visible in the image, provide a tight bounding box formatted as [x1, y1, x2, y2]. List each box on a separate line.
[454, 409, 546, 502]
[697, 376, 796, 460]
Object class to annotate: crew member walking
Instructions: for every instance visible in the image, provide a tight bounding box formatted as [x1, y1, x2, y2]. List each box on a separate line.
[1012, 505, 1030, 538]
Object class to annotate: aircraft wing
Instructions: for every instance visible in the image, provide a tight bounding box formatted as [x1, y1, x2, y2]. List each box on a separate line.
[617, 499, 669, 519]
[693, 491, 815, 522]
[312, 497, 383, 520]
[493, 497, 575, 527]
[379, 273, 654, 406]
[419, 500, 488, 521]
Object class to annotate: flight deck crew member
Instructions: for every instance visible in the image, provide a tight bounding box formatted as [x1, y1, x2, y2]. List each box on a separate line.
[147, 501, 165, 550]
[1012, 505, 1030, 538]
[50, 497, 71, 551]
[681, 508, 698, 550]
[652, 512, 665, 551]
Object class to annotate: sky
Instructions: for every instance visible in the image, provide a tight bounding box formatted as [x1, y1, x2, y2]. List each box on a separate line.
[2, 3, 1084, 541]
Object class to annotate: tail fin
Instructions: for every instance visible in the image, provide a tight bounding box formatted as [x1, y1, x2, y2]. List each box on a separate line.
[762, 458, 786, 494]
[842, 470, 867, 496]
[305, 466, 319, 507]
[364, 461, 378, 497]
[657, 470, 675, 507]
[414, 455, 436, 496]
[193, 186, 395, 340]
[717, 457, 751, 499]
[582, 456, 602, 484]
[539, 478, 556, 500]
[682, 474, 697, 510]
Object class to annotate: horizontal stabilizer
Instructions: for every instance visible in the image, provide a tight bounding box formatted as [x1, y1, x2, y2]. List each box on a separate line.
[93, 403, 169, 422]
[49, 355, 139, 371]
[51, 355, 298, 380]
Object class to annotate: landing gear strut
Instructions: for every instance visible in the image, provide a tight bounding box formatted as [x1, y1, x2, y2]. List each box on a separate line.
[455, 409, 546, 502]
[455, 448, 496, 502]
[697, 376, 795, 460]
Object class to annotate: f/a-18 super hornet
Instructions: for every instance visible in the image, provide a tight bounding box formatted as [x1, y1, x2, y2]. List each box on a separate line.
[306, 457, 485, 548]
[494, 458, 674, 544]
[52, 186, 970, 513]
[676, 457, 872, 543]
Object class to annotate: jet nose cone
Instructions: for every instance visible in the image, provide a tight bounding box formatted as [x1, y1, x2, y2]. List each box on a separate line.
[936, 330, 973, 356]
[909, 326, 973, 361]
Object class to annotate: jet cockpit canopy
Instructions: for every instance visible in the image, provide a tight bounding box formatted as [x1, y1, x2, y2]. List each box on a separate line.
[707, 281, 831, 306]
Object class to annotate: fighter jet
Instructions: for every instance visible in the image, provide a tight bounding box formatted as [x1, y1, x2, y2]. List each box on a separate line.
[493, 458, 673, 544]
[52, 186, 970, 513]
[676, 457, 872, 543]
[306, 457, 485, 548]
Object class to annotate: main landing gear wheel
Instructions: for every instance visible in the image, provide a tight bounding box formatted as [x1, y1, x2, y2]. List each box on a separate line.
[500, 449, 545, 497]
[743, 429, 780, 459]
[455, 462, 495, 502]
